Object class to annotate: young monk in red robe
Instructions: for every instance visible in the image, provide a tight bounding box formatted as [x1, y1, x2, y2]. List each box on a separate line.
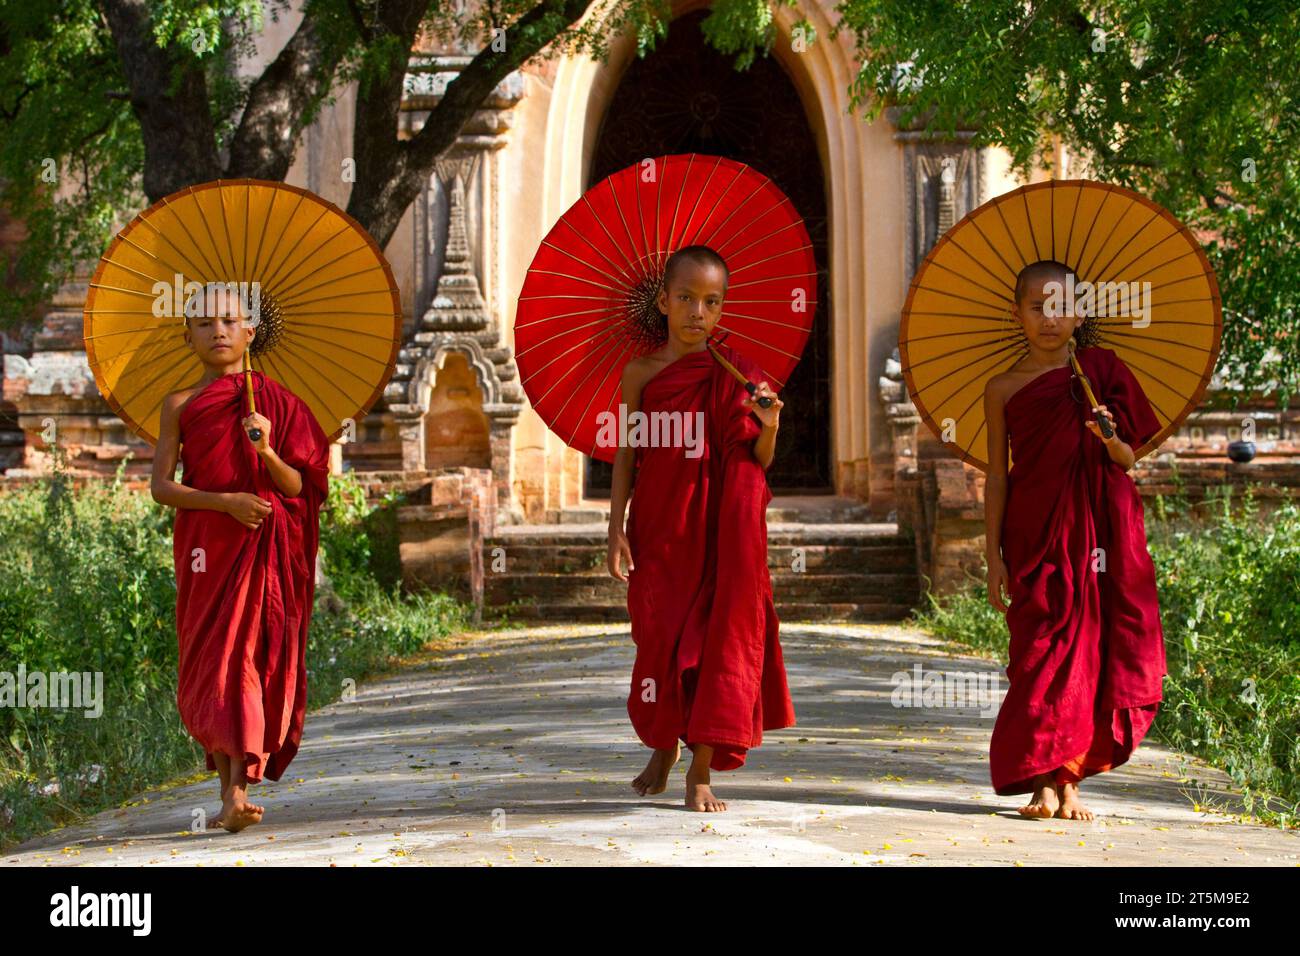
[607, 245, 796, 812]
[984, 260, 1166, 820]
[150, 282, 330, 832]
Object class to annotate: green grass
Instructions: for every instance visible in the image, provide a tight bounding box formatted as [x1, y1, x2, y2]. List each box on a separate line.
[909, 480, 1300, 828]
[0, 455, 470, 849]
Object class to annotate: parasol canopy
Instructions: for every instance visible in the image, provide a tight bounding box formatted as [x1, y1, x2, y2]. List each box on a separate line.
[900, 178, 1222, 472]
[514, 153, 818, 462]
[84, 178, 402, 444]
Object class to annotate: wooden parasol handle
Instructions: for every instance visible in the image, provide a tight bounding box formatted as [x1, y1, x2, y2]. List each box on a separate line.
[243, 351, 262, 443]
[706, 341, 773, 408]
[1066, 338, 1113, 439]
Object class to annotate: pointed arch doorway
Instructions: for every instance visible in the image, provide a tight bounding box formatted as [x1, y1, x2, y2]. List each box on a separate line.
[582, 8, 833, 497]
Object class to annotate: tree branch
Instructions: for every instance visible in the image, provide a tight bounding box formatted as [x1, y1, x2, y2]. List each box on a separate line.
[345, 0, 376, 43]
[226, 7, 352, 181]
[0, 81, 36, 121]
[407, 0, 593, 173]
[347, 0, 594, 248]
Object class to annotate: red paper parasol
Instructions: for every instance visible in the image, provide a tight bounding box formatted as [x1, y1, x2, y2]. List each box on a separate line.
[514, 153, 817, 462]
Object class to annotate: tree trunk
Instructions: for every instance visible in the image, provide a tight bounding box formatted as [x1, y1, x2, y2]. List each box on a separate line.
[99, 0, 222, 200]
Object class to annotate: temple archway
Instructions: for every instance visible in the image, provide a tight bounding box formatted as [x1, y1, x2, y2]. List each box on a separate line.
[582, 8, 833, 496]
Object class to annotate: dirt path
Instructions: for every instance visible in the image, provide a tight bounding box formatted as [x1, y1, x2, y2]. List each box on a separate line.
[5, 623, 1296, 867]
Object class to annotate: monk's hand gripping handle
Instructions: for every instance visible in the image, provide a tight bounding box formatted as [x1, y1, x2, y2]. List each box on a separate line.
[745, 381, 774, 408]
[1095, 411, 1114, 440]
[1073, 363, 1114, 440]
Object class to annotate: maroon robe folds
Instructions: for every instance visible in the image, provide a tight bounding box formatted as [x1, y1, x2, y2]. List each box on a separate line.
[173, 370, 330, 783]
[625, 343, 796, 771]
[990, 346, 1166, 794]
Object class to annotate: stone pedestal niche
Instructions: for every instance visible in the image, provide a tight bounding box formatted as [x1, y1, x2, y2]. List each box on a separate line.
[879, 120, 990, 595]
[895, 127, 985, 284]
[387, 56, 526, 525]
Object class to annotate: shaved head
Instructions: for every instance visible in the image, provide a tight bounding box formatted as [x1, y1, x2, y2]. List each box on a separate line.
[1014, 259, 1071, 307]
[663, 245, 730, 293]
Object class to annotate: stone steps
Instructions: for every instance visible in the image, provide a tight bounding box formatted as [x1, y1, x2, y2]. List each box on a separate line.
[482, 516, 921, 624]
[487, 539, 916, 567]
[542, 495, 876, 526]
[488, 601, 917, 624]
[482, 570, 919, 602]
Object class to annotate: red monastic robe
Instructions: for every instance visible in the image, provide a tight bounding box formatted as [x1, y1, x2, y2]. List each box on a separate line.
[173, 370, 330, 783]
[625, 343, 796, 771]
[990, 346, 1166, 794]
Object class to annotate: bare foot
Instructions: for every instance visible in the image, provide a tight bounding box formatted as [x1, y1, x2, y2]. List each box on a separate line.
[211, 782, 231, 829]
[1016, 772, 1060, 818]
[214, 789, 265, 832]
[1056, 781, 1094, 820]
[631, 743, 681, 796]
[685, 765, 727, 812]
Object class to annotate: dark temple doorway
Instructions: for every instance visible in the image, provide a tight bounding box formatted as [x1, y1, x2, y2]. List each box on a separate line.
[583, 8, 833, 497]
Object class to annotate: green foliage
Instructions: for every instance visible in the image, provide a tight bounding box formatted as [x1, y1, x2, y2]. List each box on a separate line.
[319, 468, 405, 597]
[697, 0, 772, 70]
[0, 0, 147, 322]
[909, 568, 1010, 660]
[834, 0, 1300, 406]
[1148, 489, 1300, 824]
[0, 456, 469, 849]
[0, 456, 192, 845]
[307, 577, 467, 711]
[319, 468, 375, 596]
[911, 483, 1300, 827]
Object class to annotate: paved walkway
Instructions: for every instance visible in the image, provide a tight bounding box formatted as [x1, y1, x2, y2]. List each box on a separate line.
[5, 624, 1296, 866]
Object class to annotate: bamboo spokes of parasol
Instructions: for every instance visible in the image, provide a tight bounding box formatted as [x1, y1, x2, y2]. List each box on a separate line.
[515, 154, 815, 460]
[899, 179, 1222, 471]
[84, 179, 403, 446]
